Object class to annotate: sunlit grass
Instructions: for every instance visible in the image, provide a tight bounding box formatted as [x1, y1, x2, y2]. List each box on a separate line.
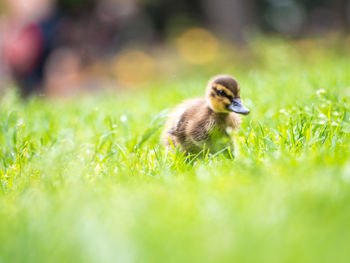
[0, 38, 350, 263]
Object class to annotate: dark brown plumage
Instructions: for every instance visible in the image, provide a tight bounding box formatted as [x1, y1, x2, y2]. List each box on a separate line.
[162, 75, 250, 154]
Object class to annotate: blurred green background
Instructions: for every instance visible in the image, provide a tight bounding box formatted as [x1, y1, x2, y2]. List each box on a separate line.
[1, 0, 350, 95]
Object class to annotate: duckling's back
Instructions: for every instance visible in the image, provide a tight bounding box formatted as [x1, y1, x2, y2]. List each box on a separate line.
[162, 98, 220, 152]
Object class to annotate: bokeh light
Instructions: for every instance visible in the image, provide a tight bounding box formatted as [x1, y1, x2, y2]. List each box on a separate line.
[176, 27, 219, 65]
[113, 50, 156, 87]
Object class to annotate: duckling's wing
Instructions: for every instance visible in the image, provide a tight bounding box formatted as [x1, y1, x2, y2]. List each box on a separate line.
[162, 99, 195, 146]
[188, 117, 211, 142]
[163, 99, 207, 147]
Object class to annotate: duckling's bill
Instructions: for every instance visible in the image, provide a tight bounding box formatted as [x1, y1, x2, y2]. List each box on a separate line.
[228, 98, 250, 115]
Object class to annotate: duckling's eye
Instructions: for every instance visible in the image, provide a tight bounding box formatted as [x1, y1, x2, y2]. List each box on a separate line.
[217, 90, 225, 96]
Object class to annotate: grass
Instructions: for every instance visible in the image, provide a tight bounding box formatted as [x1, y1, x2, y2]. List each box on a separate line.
[1, 38, 350, 263]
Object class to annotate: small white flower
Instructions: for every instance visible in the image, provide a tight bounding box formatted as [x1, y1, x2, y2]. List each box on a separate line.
[318, 113, 327, 119]
[316, 89, 326, 96]
[279, 109, 288, 115]
[120, 115, 127, 123]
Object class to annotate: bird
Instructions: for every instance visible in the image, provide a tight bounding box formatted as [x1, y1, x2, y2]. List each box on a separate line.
[162, 75, 250, 154]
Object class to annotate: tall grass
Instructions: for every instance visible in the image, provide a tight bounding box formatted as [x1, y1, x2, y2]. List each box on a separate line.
[0, 38, 350, 263]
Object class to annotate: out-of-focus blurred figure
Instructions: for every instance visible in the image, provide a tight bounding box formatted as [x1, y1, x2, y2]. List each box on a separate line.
[0, 0, 144, 96]
[1, 0, 59, 95]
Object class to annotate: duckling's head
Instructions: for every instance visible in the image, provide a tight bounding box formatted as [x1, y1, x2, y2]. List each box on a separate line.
[206, 75, 250, 115]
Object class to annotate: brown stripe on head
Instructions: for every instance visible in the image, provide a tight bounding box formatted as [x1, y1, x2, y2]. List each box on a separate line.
[209, 75, 240, 98]
[213, 84, 234, 98]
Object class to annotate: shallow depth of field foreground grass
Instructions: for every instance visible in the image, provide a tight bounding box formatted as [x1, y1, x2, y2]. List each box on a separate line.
[1, 39, 350, 263]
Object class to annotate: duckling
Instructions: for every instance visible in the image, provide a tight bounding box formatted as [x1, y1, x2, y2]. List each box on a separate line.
[162, 75, 250, 154]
